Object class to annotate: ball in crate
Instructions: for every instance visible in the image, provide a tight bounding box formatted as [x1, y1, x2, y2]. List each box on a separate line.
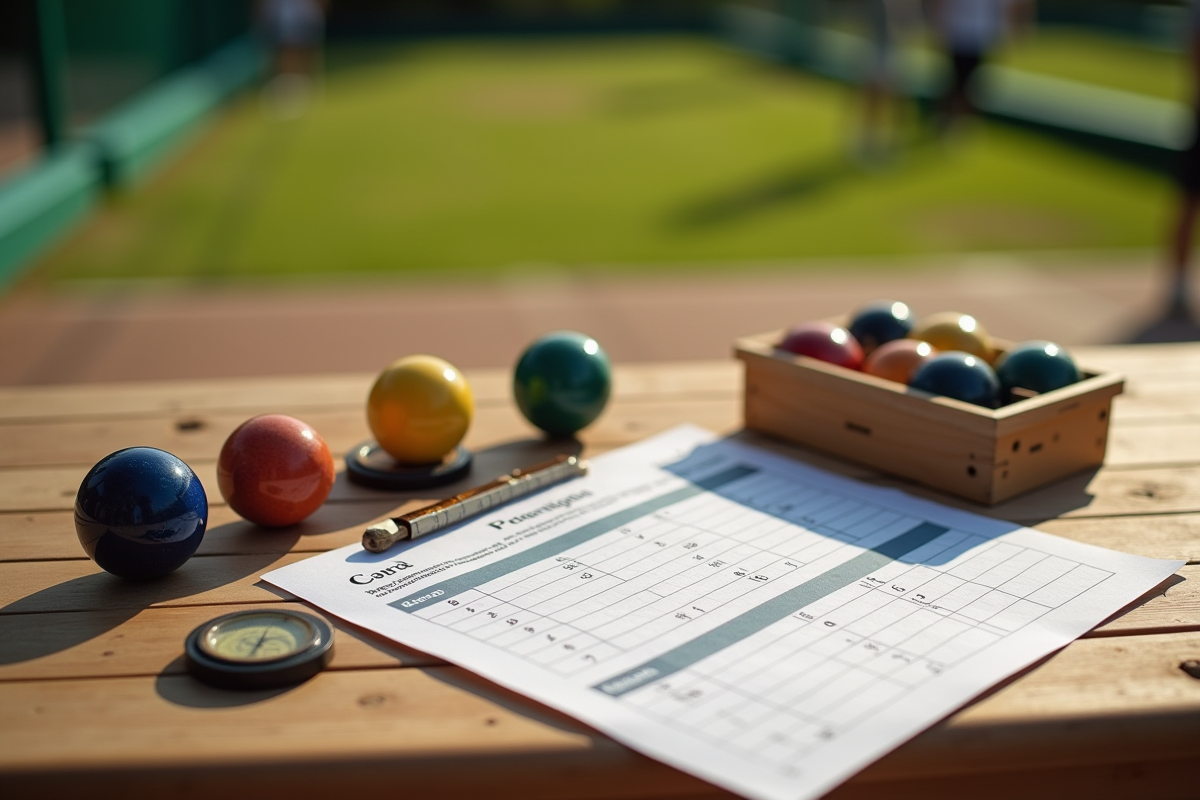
[909, 351, 1001, 408]
[910, 312, 991, 361]
[367, 355, 475, 464]
[847, 300, 914, 354]
[218, 414, 335, 527]
[994, 341, 1080, 399]
[863, 339, 934, 384]
[74, 447, 208, 580]
[778, 321, 864, 370]
[514, 331, 612, 437]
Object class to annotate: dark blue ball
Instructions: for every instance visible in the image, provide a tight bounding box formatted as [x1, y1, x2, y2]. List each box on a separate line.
[74, 447, 208, 580]
[995, 340, 1080, 399]
[514, 331, 612, 437]
[910, 351, 1001, 408]
[848, 300, 914, 354]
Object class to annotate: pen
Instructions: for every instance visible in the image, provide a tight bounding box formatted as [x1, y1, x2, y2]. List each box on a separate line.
[362, 454, 589, 553]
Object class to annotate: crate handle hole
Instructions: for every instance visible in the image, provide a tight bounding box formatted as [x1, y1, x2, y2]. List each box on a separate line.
[1029, 443, 1044, 454]
[1012, 440, 1021, 452]
[844, 421, 872, 436]
[966, 465, 977, 477]
[1099, 409, 1108, 421]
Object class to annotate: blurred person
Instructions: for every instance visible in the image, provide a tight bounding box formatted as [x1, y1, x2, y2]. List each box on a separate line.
[930, 0, 1034, 132]
[856, 0, 920, 162]
[259, 0, 327, 117]
[1166, 0, 1200, 317]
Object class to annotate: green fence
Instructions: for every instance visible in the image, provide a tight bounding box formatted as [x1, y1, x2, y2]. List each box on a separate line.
[0, 0, 260, 290]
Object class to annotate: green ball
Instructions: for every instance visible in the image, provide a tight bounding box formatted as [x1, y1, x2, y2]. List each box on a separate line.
[513, 331, 612, 437]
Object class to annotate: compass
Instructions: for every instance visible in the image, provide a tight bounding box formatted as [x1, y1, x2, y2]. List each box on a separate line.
[185, 609, 333, 690]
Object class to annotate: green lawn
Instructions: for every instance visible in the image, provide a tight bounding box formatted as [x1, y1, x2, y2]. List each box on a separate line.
[37, 34, 1175, 282]
[998, 26, 1185, 102]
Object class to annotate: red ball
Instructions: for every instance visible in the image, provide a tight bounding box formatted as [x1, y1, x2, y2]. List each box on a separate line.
[778, 321, 864, 370]
[217, 414, 335, 527]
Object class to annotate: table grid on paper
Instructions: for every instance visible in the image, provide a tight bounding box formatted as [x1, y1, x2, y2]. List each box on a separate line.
[407, 467, 1113, 772]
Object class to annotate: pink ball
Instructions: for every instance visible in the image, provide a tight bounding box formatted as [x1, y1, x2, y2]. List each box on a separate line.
[217, 414, 335, 527]
[778, 321, 864, 370]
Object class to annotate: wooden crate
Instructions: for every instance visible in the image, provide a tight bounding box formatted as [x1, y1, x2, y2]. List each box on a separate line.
[734, 330, 1125, 505]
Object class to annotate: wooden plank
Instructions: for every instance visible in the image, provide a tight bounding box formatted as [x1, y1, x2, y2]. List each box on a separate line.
[0, 363, 741, 423]
[0, 601, 440, 682]
[12, 437, 1200, 526]
[15, 498, 1197, 565]
[0, 558, 1189, 683]
[0, 503, 392, 562]
[1034, 513, 1200, 564]
[1105, 420, 1200, 468]
[0, 664, 710, 800]
[1073, 343, 1200, 376]
[0, 395, 739, 471]
[0, 403, 742, 514]
[1, 633, 1197, 796]
[3, 548, 1194, 632]
[868, 463, 1200, 523]
[0, 553, 308, 613]
[865, 630, 1200, 778]
[831, 761, 1198, 800]
[1109, 375, 1200, 423]
[0, 373, 374, 423]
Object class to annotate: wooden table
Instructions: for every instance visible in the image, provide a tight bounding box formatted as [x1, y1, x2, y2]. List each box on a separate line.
[2, 349, 1198, 800]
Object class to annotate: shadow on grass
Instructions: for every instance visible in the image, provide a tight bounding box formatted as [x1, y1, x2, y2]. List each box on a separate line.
[322, 43, 410, 78]
[670, 159, 858, 229]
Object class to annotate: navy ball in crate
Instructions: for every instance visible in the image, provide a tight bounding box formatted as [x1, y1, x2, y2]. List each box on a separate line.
[847, 300, 914, 354]
[74, 447, 208, 580]
[910, 351, 1001, 408]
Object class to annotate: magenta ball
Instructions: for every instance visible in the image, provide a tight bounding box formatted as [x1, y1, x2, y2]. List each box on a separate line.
[778, 321, 864, 370]
[217, 414, 335, 527]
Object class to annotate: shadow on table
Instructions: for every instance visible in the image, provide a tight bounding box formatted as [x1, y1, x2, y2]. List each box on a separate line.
[0, 546, 292, 667]
[154, 656, 299, 708]
[1120, 311, 1200, 344]
[1092, 572, 1188, 634]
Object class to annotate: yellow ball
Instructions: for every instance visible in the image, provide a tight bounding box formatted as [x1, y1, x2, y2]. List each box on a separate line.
[367, 355, 474, 464]
[910, 312, 992, 361]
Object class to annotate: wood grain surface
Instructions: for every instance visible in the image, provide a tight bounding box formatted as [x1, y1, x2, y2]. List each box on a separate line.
[1, 353, 1198, 800]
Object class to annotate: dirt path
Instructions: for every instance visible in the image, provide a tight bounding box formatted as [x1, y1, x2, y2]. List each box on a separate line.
[0, 253, 1189, 386]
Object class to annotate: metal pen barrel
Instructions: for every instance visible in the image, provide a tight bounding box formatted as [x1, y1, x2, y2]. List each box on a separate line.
[362, 455, 587, 553]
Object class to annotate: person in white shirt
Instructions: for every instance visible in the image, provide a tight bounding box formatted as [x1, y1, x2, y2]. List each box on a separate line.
[930, 0, 1033, 129]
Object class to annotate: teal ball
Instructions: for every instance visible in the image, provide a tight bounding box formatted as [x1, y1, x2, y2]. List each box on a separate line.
[514, 331, 612, 437]
[995, 341, 1080, 399]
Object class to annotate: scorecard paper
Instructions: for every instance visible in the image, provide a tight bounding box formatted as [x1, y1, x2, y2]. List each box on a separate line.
[264, 426, 1182, 800]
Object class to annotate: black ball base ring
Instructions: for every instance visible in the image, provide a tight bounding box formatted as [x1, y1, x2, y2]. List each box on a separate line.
[345, 441, 473, 490]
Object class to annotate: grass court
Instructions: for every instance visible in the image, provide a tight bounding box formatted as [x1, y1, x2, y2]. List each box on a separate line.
[35, 30, 1180, 283]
